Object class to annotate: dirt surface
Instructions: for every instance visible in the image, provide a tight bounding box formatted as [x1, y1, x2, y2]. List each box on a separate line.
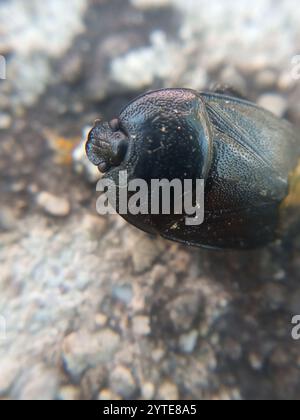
[0, 0, 300, 400]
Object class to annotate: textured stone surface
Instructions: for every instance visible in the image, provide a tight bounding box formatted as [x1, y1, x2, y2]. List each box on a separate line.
[0, 0, 300, 401]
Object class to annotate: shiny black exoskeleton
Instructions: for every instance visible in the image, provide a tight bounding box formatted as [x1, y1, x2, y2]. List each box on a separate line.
[86, 88, 299, 249]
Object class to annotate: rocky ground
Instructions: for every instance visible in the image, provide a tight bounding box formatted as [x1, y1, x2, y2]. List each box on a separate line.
[0, 0, 300, 400]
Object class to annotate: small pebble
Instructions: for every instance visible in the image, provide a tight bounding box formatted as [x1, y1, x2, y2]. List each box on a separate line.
[166, 292, 204, 333]
[95, 313, 108, 328]
[98, 389, 121, 401]
[255, 69, 277, 89]
[141, 382, 155, 400]
[219, 66, 246, 92]
[273, 269, 286, 282]
[0, 208, 18, 231]
[129, 234, 164, 273]
[157, 381, 179, 400]
[58, 385, 80, 400]
[132, 315, 151, 336]
[36, 192, 71, 217]
[62, 329, 120, 381]
[178, 330, 198, 353]
[10, 181, 26, 193]
[278, 70, 295, 91]
[131, 0, 171, 8]
[257, 93, 288, 117]
[0, 113, 12, 129]
[151, 347, 165, 362]
[109, 365, 137, 399]
[248, 353, 264, 371]
[270, 348, 290, 367]
[112, 284, 133, 304]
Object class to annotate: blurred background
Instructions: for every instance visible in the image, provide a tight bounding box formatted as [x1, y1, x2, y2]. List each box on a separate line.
[0, 0, 300, 400]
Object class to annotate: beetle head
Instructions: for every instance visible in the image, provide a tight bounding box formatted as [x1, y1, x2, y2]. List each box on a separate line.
[86, 118, 129, 173]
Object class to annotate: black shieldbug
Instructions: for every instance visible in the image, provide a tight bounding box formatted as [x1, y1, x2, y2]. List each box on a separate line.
[86, 88, 300, 249]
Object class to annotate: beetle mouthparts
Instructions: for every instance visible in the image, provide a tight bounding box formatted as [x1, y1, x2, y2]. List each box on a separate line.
[86, 119, 128, 173]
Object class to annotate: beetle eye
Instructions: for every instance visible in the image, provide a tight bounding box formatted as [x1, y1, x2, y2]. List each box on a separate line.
[109, 118, 120, 131]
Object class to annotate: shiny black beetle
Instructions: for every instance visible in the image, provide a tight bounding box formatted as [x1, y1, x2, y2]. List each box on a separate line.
[86, 88, 300, 249]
